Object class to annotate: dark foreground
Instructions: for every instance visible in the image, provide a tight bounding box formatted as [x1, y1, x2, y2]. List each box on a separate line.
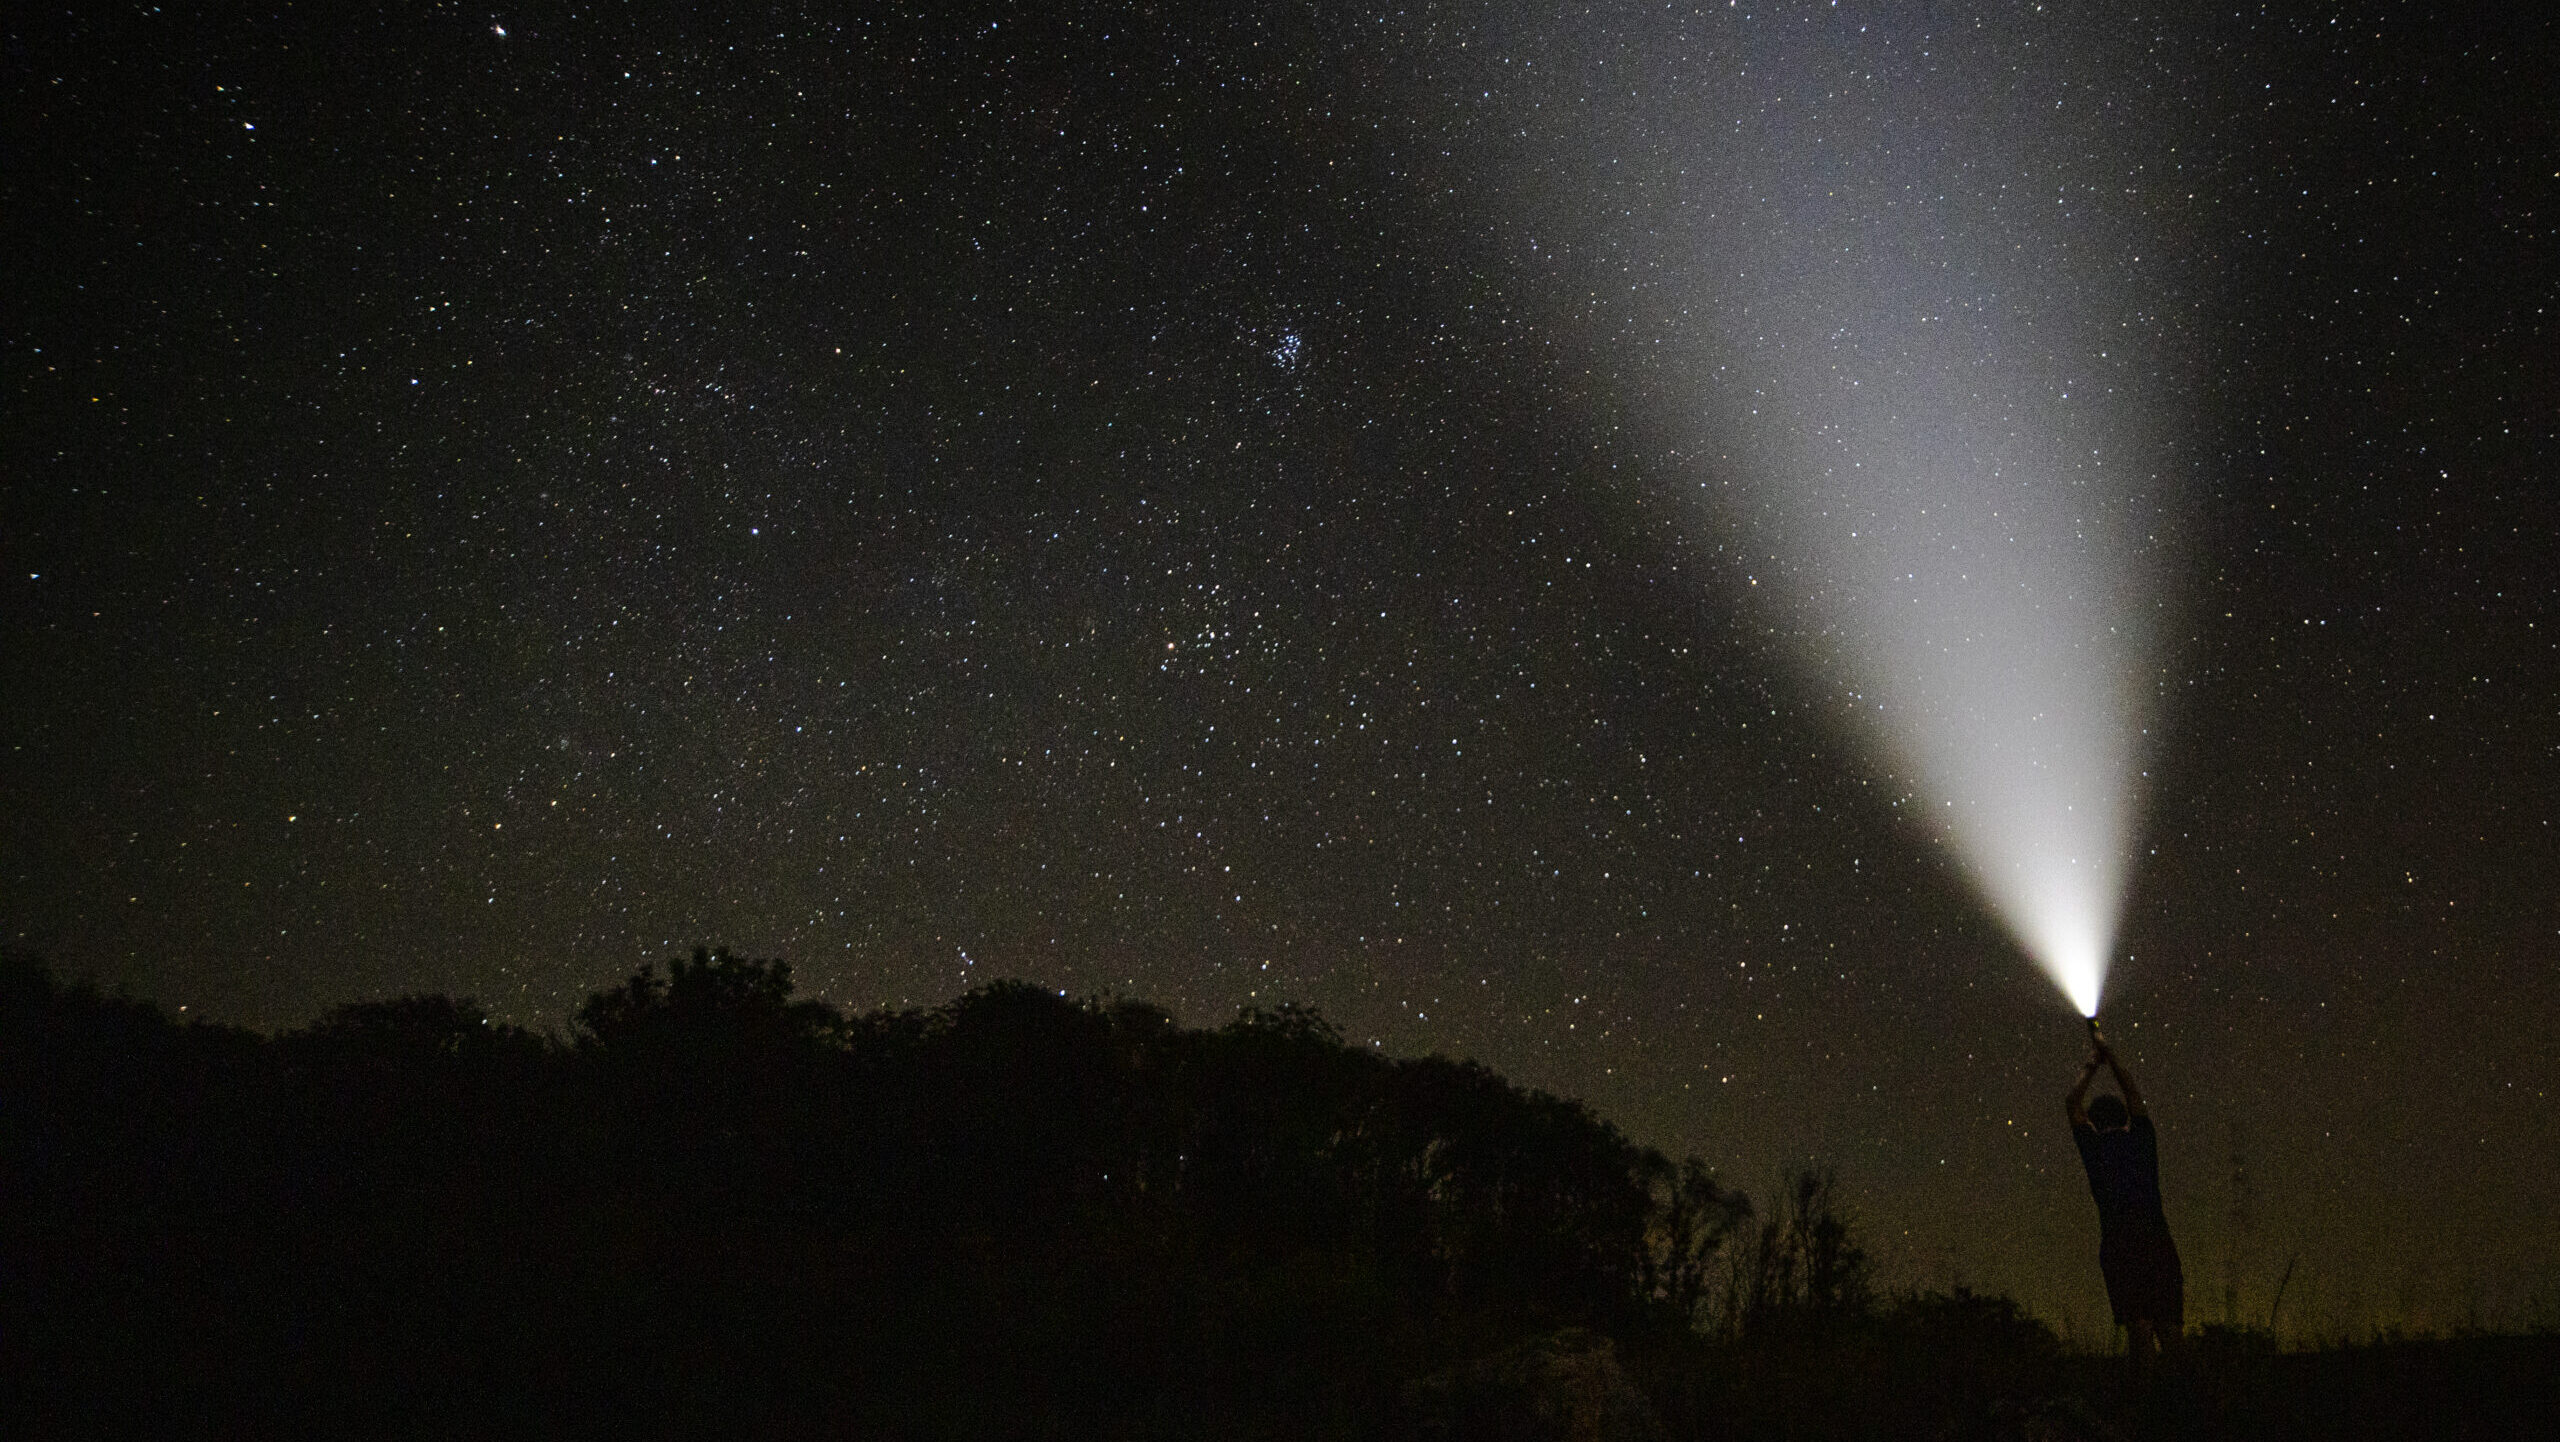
[1632, 1323, 2558, 1442]
[6, 952, 2552, 1439]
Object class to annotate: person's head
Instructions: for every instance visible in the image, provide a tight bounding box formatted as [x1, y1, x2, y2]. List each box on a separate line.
[2087, 1093, 2130, 1132]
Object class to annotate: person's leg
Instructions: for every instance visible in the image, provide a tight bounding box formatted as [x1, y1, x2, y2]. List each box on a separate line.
[2127, 1319, 2158, 1388]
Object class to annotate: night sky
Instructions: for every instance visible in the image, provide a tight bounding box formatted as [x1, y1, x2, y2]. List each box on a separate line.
[7, 2, 2554, 1336]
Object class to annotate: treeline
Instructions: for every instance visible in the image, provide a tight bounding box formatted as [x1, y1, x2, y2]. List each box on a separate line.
[5, 948, 1770, 1437]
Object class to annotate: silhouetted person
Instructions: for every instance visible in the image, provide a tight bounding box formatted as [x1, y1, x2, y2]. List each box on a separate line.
[2067, 1039, 2183, 1377]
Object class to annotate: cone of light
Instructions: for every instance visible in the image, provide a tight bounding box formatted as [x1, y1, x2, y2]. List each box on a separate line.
[1829, 518, 2142, 1021]
[1445, 2, 2188, 1017]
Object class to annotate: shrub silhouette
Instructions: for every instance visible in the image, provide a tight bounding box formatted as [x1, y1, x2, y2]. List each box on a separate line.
[1721, 1166, 1872, 1339]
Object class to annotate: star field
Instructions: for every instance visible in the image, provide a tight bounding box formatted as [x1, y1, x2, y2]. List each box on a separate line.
[6, 2, 2554, 1335]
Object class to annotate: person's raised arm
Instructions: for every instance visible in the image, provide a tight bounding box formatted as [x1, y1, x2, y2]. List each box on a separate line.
[2102, 1046, 2148, 1117]
[2066, 1052, 2103, 1128]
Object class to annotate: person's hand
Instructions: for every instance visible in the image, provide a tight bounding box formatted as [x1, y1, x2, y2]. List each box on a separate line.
[2092, 1041, 2115, 1066]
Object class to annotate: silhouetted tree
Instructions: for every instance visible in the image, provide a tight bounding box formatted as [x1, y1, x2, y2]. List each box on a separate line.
[576, 945, 847, 1055]
[1644, 1156, 1752, 1331]
[1722, 1167, 1871, 1338]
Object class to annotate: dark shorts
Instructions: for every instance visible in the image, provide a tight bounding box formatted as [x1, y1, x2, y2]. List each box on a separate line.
[2098, 1220, 2184, 1329]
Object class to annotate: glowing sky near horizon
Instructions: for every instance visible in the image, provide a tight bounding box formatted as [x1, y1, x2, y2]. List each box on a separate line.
[1474, 3, 2202, 1014]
